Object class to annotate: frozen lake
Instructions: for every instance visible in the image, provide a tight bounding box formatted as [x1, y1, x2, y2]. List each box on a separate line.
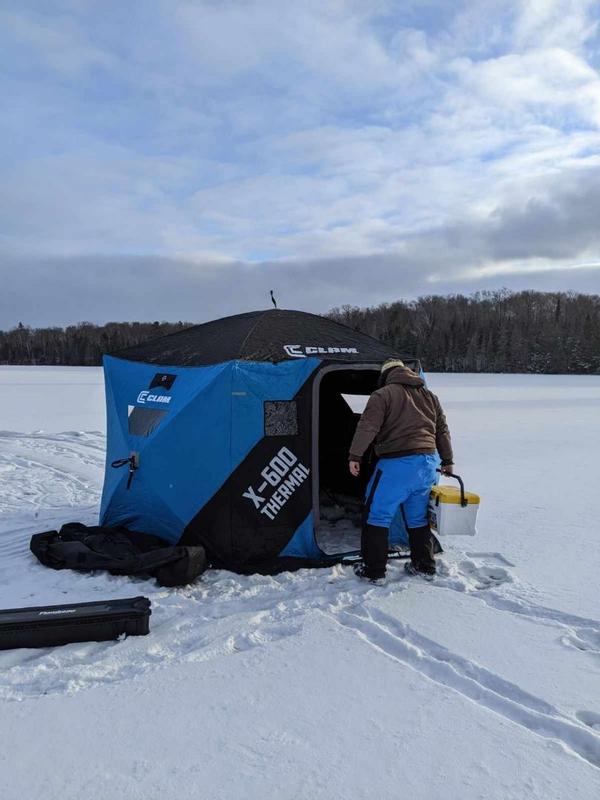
[0, 366, 105, 431]
[0, 366, 599, 799]
[2, 364, 600, 428]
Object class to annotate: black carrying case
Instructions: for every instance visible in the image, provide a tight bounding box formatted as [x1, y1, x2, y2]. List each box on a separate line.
[0, 596, 151, 651]
[30, 524, 207, 587]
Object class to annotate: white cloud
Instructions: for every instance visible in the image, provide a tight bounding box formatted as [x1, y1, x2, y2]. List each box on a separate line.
[448, 47, 600, 128]
[513, 0, 598, 50]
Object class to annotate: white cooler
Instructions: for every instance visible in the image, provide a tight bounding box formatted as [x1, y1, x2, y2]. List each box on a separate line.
[429, 475, 480, 536]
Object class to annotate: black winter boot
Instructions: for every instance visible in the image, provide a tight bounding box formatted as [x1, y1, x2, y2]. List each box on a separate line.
[353, 564, 386, 586]
[407, 524, 437, 575]
[358, 524, 388, 580]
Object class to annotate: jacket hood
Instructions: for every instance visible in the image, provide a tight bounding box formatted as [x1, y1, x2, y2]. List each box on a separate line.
[384, 365, 424, 388]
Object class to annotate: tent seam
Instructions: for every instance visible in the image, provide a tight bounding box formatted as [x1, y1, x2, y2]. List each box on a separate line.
[237, 310, 270, 359]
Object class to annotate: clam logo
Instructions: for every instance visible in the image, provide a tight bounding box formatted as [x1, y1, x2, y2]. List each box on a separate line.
[137, 390, 171, 405]
[284, 345, 305, 358]
[284, 344, 359, 358]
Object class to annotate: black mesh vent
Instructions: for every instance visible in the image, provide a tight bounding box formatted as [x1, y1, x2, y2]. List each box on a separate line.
[264, 401, 298, 436]
[149, 372, 177, 390]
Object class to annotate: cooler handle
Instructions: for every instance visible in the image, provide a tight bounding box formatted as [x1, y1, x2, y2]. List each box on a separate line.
[437, 470, 468, 507]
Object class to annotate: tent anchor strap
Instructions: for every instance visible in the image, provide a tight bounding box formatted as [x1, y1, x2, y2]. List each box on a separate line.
[111, 452, 139, 490]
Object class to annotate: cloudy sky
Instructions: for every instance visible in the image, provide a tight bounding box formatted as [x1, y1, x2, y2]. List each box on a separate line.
[2, 0, 600, 327]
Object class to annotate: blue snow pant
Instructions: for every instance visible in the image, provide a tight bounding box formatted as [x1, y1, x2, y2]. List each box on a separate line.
[365, 454, 439, 530]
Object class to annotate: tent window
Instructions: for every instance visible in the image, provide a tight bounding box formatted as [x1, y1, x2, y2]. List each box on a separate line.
[128, 407, 168, 437]
[264, 401, 298, 436]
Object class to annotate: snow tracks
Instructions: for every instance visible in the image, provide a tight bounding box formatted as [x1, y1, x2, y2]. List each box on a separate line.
[332, 604, 600, 769]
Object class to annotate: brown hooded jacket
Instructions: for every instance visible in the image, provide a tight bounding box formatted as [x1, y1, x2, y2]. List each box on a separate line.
[348, 366, 453, 465]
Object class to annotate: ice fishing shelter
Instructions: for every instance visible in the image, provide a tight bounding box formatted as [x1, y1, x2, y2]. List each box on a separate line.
[100, 310, 417, 572]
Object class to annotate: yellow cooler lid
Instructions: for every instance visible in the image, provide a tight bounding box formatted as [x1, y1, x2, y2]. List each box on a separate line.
[431, 485, 480, 505]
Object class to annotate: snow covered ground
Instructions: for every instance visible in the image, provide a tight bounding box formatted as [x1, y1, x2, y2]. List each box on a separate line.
[0, 367, 599, 799]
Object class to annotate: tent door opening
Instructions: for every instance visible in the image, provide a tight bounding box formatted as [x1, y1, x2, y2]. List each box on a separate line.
[313, 365, 380, 556]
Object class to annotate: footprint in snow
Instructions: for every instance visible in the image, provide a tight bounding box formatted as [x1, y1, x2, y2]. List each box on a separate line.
[562, 628, 600, 656]
[465, 551, 516, 567]
[437, 558, 513, 591]
[575, 711, 600, 731]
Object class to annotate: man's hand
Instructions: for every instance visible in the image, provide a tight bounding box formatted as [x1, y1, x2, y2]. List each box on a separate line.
[349, 460, 361, 477]
[441, 463, 454, 475]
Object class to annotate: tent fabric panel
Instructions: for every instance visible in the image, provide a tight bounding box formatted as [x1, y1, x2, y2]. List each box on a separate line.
[229, 358, 320, 465]
[100, 357, 231, 541]
[102, 355, 228, 434]
[180, 367, 316, 568]
[111, 312, 262, 367]
[278, 512, 321, 559]
[100, 471, 187, 544]
[142, 364, 234, 525]
[241, 310, 402, 363]
[100, 360, 134, 522]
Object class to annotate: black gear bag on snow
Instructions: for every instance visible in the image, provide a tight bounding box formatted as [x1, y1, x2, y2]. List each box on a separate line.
[30, 523, 207, 587]
[0, 596, 151, 651]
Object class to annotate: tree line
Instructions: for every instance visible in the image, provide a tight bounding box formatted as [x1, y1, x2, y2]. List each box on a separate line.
[328, 290, 600, 374]
[0, 321, 190, 367]
[1, 290, 599, 373]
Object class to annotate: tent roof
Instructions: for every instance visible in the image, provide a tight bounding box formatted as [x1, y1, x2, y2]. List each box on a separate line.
[112, 309, 411, 366]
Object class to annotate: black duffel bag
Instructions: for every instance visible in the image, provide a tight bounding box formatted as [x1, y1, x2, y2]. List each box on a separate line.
[30, 522, 207, 587]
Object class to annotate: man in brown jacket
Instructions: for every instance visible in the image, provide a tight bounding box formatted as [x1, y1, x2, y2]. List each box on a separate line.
[348, 359, 454, 583]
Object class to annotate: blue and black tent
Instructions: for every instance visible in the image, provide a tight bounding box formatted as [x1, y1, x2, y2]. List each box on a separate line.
[100, 309, 417, 573]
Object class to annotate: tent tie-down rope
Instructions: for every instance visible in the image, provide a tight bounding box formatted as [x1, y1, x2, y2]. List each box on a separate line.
[111, 452, 139, 490]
